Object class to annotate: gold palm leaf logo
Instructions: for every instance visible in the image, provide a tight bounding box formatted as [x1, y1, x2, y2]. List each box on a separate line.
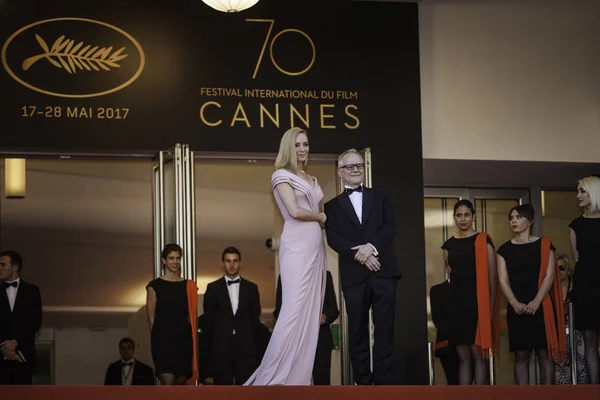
[22, 34, 128, 74]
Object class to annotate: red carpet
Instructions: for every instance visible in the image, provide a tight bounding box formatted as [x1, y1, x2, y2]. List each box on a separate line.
[4, 385, 600, 400]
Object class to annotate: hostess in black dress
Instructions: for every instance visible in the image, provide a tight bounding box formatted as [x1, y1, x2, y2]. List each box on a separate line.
[569, 216, 600, 330]
[147, 278, 192, 377]
[442, 234, 492, 346]
[497, 239, 554, 352]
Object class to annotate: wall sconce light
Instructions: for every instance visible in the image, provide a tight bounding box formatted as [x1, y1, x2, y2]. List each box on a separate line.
[201, 0, 259, 13]
[5, 158, 26, 198]
[541, 190, 545, 218]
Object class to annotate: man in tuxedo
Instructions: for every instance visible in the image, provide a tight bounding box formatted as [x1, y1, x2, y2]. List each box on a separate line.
[0, 250, 42, 385]
[274, 270, 339, 385]
[202, 246, 262, 385]
[429, 267, 460, 385]
[104, 337, 155, 385]
[324, 149, 401, 385]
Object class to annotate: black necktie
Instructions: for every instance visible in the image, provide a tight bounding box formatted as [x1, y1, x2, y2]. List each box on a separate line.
[345, 185, 363, 195]
[227, 279, 240, 286]
[2, 281, 18, 289]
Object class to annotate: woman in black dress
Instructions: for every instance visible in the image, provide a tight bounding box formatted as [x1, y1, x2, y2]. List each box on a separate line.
[146, 243, 198, 385]
[569, 176, 600, 384]
[442, 200, 498, 385]
[497, 204, 564, 385]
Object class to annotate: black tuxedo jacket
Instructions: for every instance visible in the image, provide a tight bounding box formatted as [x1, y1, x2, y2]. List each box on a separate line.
[429, 280, 452, 357]
[0, 280, 42, 362]
[203, 277, 261, 373]
[324, 187, 401, 289]
[274, 270, 339, 350]
[104, 359, 155, 385]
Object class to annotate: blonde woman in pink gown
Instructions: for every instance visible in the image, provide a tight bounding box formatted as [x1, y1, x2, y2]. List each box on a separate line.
[244, 127, 327, 385]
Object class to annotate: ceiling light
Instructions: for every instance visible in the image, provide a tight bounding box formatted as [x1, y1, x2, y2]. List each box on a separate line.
[201, 0, 259, 13]
[5, 158, 26, 199]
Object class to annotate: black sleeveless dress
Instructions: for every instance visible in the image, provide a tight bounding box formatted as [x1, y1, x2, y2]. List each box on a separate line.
[442, 235, 492, 346]
[497, 239, 553, 352]
[147, 278, 192, 377]
[569, 216, 600, 330]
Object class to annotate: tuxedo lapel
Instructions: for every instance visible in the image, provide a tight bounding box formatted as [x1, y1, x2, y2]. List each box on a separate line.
[339, 194, 361, 228]
[218, 279, 234, 317]
[361, 188, 374, 226]
[237, 279, 248, 314]
[0, 285, 9, 314]
[12, 280, 26, 315]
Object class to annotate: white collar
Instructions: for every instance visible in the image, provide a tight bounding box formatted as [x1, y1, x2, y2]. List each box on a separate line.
[224, 275, 240, 282]
[7, 278, 20, 284]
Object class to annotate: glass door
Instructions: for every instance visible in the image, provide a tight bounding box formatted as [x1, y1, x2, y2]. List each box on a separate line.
[152, 144, 196, 280]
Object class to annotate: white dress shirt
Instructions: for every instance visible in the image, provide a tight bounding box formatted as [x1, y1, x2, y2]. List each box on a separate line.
[5, 278, 20, 312]
[225, 275, 240, 315]
[121, 359, 135, 385]
[345, 186, 378, 255]
[224, 275, 240, 334]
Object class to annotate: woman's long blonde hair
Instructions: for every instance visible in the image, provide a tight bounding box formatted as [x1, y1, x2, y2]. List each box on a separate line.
[579, 176, 600, 213]
[274, 127, 307, 172]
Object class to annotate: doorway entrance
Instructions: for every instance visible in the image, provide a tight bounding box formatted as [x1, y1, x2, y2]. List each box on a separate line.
[423, 188, 529, 385]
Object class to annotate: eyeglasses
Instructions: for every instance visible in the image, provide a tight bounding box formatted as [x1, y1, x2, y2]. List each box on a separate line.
[339, 163, 364, 171]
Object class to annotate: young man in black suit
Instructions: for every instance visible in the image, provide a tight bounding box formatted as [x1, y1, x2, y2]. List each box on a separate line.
[324, 149, 401, 385]
[202, 247, 262, 385]
[429, 266, 460, 385]
[104, 337, 155, 385]
[0, 250, 42, 385]
[274, 270, 339, 385]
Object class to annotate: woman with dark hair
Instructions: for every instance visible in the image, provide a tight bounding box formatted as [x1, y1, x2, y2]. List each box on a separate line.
[441, 199, 499, 385]
[569, 175, 600, 384]
[497, 204, 566, 385]
[146, 243, 198, 385]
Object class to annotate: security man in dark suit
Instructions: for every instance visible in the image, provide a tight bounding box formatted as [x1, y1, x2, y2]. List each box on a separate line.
[0, 250, 42, 385]
[274, 270, 339, 385]
[203, 247, 262, 385]
[104, 337, 154, 385]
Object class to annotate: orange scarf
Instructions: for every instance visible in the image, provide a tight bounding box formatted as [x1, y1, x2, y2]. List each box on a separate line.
[186, 279, 198, 385]
[539, 238, 567, 363]
[474, 233, 500, 358]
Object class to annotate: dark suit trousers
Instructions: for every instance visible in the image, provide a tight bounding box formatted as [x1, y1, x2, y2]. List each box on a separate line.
[343, 274, 396, 385]
[0, 359, 33, 385]
[213, 335, 258, 385]
[313, 349, 332, 385]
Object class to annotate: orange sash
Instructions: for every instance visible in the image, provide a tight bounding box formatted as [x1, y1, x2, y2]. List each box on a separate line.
[474, 233, 500, 358]
[539, 238, 567, 363]
[186, 279, 198, 385]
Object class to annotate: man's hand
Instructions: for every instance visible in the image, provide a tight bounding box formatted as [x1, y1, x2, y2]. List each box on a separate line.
[1, 347, 16, 360]
[363, 255, 381, 271]
[0, 340, 17, 352]
[320, 314, 327, 324]
[351, 244, 374, 264]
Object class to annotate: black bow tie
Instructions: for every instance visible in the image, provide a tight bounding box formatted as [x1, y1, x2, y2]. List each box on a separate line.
[2, 281, 18, 289]
[122, 361, 133, 367]
[345, 186, 363, 195]
[227, 279, 240, 286]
